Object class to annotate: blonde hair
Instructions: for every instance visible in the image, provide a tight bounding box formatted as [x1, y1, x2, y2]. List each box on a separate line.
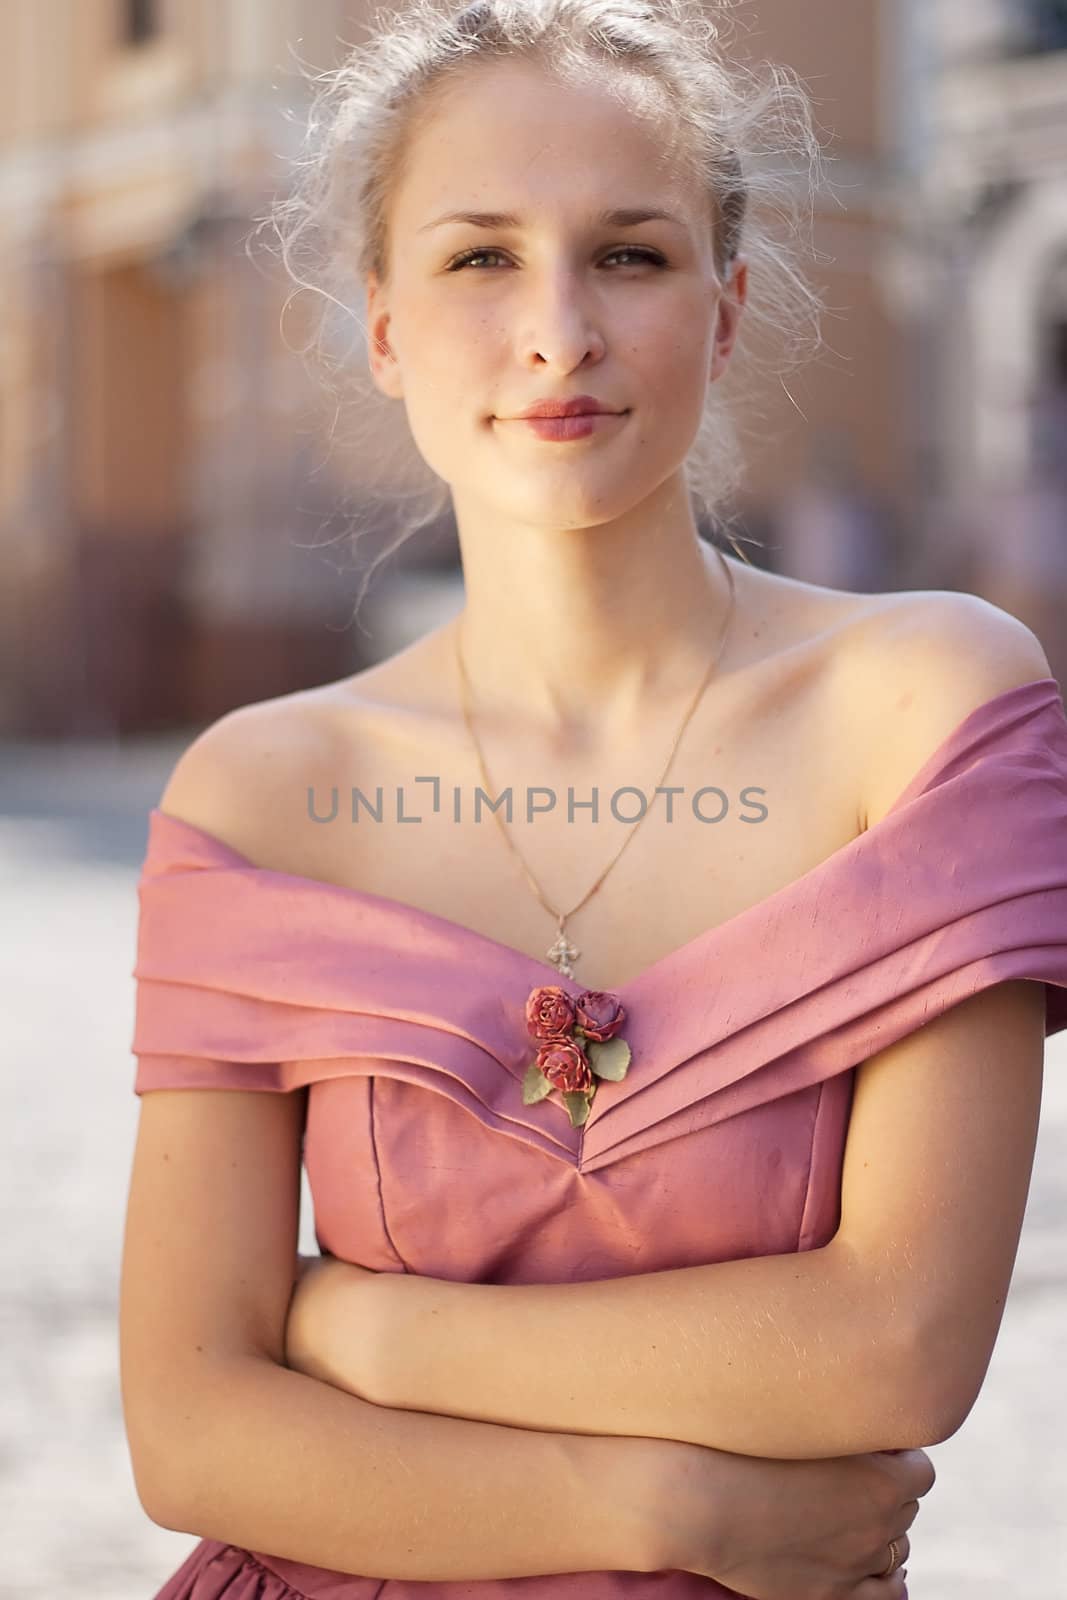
[257, 0, 830, 630]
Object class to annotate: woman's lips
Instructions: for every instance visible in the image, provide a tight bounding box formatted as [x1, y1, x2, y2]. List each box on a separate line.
[503, 411, 629, 441]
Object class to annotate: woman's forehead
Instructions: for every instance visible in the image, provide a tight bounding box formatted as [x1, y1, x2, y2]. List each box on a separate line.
[409, 53, 684, 154]
[397, 77, 694, 221]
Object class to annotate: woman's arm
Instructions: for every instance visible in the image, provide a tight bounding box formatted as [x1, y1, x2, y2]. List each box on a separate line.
[152, 1350, 691, 1582]
[304, 1237, 914, 1460]
[298, 979, 1045, 1461]
[125, 1098, 691, 1582]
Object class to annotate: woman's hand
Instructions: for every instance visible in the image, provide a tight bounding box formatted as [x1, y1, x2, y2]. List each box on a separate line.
[652, 1442, 932, 1598]
[283, 1253, 384, 1390]
[283, 1254, 342, 1380]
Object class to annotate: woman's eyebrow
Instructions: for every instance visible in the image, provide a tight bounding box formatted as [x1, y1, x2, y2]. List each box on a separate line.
[418, 206, 687, 233]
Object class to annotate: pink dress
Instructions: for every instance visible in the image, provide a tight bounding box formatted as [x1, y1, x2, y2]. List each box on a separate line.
[131, 676, 1067, 1600]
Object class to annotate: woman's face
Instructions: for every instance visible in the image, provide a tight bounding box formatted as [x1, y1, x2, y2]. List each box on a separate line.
[366, 59, 746, 531]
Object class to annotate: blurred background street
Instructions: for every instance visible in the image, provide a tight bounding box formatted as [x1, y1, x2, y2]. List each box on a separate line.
[3, 1, 1067, 1596]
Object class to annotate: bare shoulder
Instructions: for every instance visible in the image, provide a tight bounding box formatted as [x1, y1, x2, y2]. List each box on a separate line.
[156, 686, 336, 862]
[851, 589, 1053, 827]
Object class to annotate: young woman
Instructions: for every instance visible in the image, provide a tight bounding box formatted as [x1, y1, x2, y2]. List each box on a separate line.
[119, 3, 1067, 1597]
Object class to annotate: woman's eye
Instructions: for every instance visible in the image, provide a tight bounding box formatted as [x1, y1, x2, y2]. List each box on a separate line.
[446, 246, 666, 272]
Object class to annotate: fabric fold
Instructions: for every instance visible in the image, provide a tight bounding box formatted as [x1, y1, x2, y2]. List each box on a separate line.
[132, 677, 1067, 1173]
[151, 1540, 312, 1599]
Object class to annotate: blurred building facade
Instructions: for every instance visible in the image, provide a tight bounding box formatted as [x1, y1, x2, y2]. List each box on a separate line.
[918, 0, 1067, 689]
[0, 1, 1065, 737]
[0, 0, 371, 736]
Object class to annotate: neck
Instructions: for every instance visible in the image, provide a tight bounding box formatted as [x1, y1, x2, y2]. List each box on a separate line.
[449, 483, 739, 747]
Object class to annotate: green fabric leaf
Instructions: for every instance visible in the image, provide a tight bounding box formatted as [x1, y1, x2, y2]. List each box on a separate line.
[521, 1063, 554, 1104]
[586, 1036, 631, 1080]
[562, 1090, 592, 1127]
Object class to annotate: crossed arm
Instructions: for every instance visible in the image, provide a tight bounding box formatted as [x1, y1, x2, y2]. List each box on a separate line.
[292, 1235, 920, 1460]
[285, 979, 1046, 1460]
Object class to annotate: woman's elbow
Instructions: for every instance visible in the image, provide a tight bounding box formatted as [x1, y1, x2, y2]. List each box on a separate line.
[124, 1351, 265, 1532]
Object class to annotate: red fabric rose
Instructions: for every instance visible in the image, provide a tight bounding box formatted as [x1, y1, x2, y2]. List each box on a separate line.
[525, 984, 577, 1042]
[521, 981, 631, 1127]
[574, 989, 626, 1041]
[536, 1038, 594, 1094]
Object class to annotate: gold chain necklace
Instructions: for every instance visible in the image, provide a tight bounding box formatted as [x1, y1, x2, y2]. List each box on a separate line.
[453, 545, 737, 980]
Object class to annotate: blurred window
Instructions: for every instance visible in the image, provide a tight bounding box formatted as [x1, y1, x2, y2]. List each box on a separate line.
[125, 0, 159, 46]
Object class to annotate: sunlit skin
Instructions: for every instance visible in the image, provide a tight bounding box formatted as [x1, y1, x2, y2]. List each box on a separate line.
[364, 57, 749, 747]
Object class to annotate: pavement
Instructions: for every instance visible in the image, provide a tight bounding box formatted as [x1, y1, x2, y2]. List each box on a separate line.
[1, 733, 1064, 1599]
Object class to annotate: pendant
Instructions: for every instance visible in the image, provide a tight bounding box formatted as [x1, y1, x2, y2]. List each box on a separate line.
[546, 917, 580, 978]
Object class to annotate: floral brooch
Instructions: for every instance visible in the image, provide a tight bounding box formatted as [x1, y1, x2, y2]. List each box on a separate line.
[522, 985, 632, 1128]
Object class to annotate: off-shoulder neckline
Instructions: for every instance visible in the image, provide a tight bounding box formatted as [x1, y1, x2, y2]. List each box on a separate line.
[145, 676, 1063, 1001]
